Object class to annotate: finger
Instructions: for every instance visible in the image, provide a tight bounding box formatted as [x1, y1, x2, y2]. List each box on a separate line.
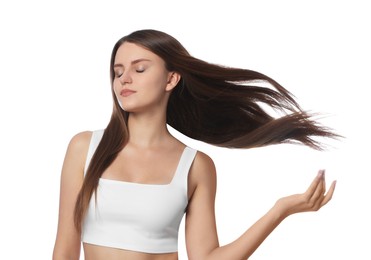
[315, 170, 327, 200]
[305, 170, 325, 198]
[309, 172, 326, 209]
[322, 170, 326, 194]
[320, 180, 337, 207]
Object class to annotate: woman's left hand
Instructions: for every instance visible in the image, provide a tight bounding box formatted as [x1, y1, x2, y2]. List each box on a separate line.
[275, 170, 337, 218]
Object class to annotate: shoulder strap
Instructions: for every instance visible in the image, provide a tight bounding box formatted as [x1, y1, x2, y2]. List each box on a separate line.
[84, 129, 104, 176]
[172, 147, 197, 188]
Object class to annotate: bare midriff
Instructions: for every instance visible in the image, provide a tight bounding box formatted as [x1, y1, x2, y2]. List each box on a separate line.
[83, 243, 179, 260]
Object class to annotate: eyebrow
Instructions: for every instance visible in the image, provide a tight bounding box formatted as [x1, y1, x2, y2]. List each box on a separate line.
[114, 58, 151, 68]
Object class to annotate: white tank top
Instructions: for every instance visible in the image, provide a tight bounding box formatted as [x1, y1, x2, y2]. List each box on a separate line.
[81, 129, 197, 253]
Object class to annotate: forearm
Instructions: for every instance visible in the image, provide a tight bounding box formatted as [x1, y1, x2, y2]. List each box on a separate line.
[206, 204, 286, 260]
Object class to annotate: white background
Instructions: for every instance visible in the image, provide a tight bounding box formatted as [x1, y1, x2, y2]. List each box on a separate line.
[1, 0, 370, 259]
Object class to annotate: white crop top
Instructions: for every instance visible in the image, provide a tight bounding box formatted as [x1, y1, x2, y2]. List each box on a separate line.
[81, 129, 197, 253]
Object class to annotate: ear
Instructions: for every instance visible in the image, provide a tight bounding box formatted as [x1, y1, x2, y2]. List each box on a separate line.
[165, 72, 181, 92]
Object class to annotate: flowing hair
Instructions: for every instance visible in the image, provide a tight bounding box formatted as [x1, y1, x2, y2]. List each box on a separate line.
[74, 29, 338, 231]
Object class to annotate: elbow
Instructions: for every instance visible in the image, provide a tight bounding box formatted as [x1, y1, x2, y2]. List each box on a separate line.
[52, 248, 80, 260]
[52, 254, 79, 260]
[52, 238, 81, 260]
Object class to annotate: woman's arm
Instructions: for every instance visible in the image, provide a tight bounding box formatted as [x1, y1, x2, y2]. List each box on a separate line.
[52, 131, 92, 260]
[185, 153, 336, 260]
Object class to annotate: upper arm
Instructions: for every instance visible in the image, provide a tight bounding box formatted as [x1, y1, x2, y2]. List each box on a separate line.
[53, 131, 92, 259]
[185, 151, 219, 259]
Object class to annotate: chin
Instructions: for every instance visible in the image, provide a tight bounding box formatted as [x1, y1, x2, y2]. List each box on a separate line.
[117, 100, 134, 112]
[119, 105, 140, 113]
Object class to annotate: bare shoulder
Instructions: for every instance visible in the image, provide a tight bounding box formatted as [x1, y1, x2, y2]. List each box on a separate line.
[193, 151, 216, 175]
[67, 131, 92, 152]
[189, 150, 217, 190]
[61, 131, 93, 179]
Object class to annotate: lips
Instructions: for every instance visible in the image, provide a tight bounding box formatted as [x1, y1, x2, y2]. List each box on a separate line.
[120, 89, 137, 97]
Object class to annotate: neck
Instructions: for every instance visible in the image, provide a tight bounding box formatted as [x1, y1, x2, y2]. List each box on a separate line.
[126, 110, 170, 148]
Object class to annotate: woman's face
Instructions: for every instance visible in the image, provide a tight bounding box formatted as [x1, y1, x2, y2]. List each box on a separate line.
[113, 42, 176, 113]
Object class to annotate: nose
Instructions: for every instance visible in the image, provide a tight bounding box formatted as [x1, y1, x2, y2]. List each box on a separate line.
[119, 71, 132, 84]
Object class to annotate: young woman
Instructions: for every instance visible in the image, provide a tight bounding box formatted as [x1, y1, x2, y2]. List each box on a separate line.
[53, 29, 337, 260]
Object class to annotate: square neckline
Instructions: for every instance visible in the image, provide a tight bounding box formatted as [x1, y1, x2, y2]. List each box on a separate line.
[99, 146, 190, 187]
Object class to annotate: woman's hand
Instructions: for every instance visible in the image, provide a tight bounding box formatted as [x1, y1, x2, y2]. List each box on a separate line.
[275, 170, 336, 218]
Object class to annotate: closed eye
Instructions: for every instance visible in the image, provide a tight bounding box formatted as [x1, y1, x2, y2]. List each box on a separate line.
[114, 69, 123, 78]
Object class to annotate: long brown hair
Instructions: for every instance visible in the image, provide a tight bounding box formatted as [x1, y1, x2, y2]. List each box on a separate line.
[74, 29, 338, 231]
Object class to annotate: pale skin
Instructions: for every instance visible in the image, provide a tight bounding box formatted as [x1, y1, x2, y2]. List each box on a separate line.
[53, 42, 336, 260]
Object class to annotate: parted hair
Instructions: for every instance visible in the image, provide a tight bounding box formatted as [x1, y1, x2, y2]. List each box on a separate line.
[74, 29, 337, 231]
